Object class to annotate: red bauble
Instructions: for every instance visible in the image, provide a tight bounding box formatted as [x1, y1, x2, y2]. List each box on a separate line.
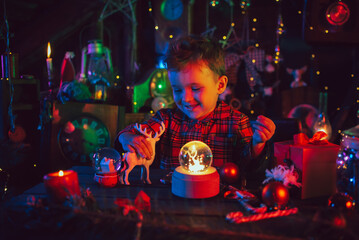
[261, 181, 289, 208]
[219, 162, 240, 184]
[8, 125, 26, 143]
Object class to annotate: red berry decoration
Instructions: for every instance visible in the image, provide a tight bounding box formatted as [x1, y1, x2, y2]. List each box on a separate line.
[219, 162, 240, 184]
[261, 181, 289, 209]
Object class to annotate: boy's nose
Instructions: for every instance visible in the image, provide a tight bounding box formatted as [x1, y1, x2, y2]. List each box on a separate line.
[183, 90, 193, 102]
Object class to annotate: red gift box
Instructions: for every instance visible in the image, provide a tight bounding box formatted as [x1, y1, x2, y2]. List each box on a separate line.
[274, 133, 340, 199]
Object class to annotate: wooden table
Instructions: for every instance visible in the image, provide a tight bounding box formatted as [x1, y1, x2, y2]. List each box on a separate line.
[1, 166, 359, 240]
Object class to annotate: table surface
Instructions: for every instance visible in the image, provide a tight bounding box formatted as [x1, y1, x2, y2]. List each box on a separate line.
[2, 166, 359, 240]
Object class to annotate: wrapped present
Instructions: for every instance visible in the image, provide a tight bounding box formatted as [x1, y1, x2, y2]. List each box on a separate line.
[274, 132, 340, 199]
[273, 140, 293, 166]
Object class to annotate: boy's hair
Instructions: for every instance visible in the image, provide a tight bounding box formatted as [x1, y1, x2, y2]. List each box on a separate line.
[165, 35, 225, 76]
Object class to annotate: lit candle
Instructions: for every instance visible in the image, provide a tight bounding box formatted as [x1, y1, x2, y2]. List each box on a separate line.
[46, 42, 53, 80]
[43, 170, 81, 203]
[94, 84, 107, 101]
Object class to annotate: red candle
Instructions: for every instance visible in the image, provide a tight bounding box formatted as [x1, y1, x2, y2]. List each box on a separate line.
[43, 170, 81, 203]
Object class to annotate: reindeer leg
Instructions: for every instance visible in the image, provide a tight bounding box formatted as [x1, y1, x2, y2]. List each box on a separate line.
[124, 165, 135, 185]
[119, 171, 124, 185]
[145, 164, 151, 184]
[118, 161, 125, 185]
[140, 165, 146, 184]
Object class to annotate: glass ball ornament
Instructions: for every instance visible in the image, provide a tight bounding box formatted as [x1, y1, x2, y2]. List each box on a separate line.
[179, 141, 213, 173]
[261, 181, 289, 209]
[149, 69, 172, 97]
[92, 147, 121, 174]
[219, 162, 240, 184]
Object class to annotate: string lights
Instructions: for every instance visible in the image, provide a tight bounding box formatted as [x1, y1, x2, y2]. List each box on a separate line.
[0, 168, 10, 200]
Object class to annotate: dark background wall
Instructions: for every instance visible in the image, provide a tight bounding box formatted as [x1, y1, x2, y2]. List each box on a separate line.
[0, 0, 357, 136]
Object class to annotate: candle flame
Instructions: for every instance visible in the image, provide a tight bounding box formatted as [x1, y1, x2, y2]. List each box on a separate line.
[47, 42, 51, 58]
[313, 126, 331, 140]
[95, 90, 103, 99]
[58, 170, 64, 177]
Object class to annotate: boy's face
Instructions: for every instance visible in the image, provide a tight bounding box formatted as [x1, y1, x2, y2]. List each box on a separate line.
[168, 61, 227, 120]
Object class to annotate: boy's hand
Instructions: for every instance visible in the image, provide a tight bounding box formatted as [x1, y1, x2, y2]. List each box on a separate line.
[118, 132, 153, 160]
[251, 115, 276, 145]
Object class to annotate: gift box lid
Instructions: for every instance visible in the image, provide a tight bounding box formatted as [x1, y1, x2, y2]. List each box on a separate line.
[291, 142, 339, 149]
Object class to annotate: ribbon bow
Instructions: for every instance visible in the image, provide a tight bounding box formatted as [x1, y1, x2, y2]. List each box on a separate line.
[293, 131, 329, 145]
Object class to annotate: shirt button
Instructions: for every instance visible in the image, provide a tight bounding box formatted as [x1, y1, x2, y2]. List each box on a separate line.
[195, 123, 201, 128]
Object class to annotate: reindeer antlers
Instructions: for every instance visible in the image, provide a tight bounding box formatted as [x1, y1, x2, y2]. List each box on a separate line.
[134, 122, 165, 139]
[134, 124, 152, 138]
[153, 122, 165, 139]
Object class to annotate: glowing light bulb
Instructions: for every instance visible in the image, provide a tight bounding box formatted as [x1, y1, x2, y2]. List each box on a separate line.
[179, 141, 213, 173]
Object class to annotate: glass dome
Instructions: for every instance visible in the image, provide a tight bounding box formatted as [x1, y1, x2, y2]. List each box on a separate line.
[92, 147, 121, 174]
[179, 141, 213, 173]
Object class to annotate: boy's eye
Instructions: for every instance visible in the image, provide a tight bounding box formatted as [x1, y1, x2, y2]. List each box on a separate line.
[192, 87, 201, 91]
[173, 88, 182, 93]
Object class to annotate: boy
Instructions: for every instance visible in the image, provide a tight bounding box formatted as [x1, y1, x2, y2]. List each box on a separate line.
[117, 36, 275, 177]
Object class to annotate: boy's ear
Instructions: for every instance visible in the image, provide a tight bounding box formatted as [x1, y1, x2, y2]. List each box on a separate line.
[217, 75, 228, 94]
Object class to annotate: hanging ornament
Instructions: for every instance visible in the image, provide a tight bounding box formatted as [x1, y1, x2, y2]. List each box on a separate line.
[8, 125, 26, 143]
[328, 192, 355, 210]
[261, 181, 289, 209]
[219, 162, 240, 184]
[59, 51, 76, 88]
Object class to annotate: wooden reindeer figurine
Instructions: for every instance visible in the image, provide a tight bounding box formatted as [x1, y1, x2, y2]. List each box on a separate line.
[119, 122, 165, 185]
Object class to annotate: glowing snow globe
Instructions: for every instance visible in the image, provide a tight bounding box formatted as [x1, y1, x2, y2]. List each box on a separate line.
[92, 147, 121, 187]
[172, 141, 219, 198]
[179, 141, 213, 173]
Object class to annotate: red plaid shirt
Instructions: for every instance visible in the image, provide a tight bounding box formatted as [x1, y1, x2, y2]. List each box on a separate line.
[117, 101, 257, 170]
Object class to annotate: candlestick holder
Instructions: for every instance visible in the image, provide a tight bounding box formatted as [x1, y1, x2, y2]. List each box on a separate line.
[172, 141, 220, 198]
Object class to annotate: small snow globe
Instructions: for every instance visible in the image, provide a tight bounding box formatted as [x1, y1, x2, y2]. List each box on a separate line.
[179, 141, 213, 173]
[92, 147, 121, 174]
[92, 147, 121, 187]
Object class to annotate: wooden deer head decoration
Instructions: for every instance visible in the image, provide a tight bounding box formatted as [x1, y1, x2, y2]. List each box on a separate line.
[119, 122, 165, 185]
